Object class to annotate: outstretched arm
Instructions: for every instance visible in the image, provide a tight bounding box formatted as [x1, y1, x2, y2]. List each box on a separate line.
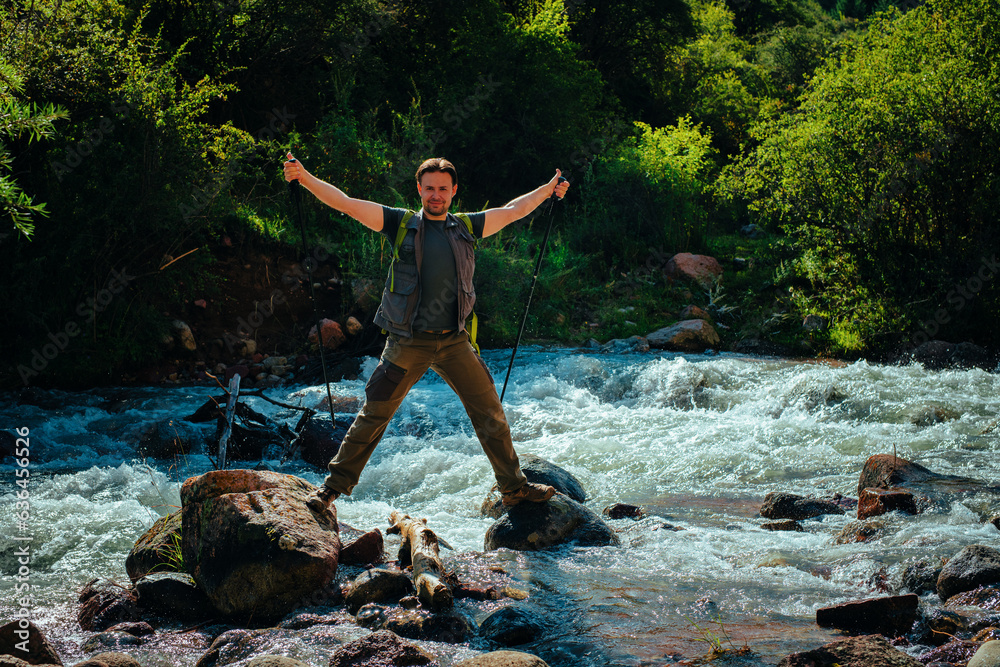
[283, 152, 383, 231]
[482, 170, 570, 237]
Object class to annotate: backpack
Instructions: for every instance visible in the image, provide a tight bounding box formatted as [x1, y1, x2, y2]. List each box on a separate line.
[389, 210, 481, 354]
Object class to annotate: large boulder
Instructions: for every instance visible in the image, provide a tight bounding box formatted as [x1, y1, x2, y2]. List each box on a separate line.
[478, 606, 545, 646]
[776, 634, 922, 667]
[857, 454, 988, 497]
[0, 620, 62, 665]
[125, 512, 182, 583]
[484, 494, 619, 551]
[759, 492, 845, 521]
[646, 320, 720, 353]
[180, 470, 341, 621]
[664, 253, 723, 289]
[815, 594, 919, 636]
[482, 455, 587, 519]
[938, 545, 1000, 602]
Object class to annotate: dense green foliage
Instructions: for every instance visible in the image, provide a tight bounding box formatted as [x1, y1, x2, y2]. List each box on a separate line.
[725, 0, 1000, 353]
[1, 0, 996, 387]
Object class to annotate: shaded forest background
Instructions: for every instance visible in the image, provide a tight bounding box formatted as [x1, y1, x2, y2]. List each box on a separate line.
[2, 0, 998, 388]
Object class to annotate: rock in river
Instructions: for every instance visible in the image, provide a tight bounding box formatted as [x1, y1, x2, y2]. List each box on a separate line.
[484, 494, 619, 551]
[180, 470, 341, 621]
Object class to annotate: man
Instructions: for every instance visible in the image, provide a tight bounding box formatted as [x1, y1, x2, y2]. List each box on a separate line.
[283, 153, 570, 511]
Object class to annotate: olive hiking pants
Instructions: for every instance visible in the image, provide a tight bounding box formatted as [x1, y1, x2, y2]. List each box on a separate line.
[321, 331, 528, 496]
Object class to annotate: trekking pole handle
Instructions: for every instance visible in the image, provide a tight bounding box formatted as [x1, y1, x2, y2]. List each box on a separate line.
[287, 157, 301, 194]
[551, 175, 568, 200]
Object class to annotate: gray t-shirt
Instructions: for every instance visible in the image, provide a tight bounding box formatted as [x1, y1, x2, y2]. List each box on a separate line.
[380, 207, 485, 332]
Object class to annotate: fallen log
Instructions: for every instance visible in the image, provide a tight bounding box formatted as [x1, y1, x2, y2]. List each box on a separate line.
[388, 511, 453, 610]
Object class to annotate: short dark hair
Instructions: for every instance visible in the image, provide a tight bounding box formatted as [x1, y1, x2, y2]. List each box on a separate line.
[415, 158, 457, 186]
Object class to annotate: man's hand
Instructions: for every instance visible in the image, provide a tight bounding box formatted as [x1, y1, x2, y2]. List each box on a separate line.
[548, 169, 570, 199]
[284, 152, 310, 184]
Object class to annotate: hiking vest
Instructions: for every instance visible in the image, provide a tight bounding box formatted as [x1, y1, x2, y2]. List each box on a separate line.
[373, 210, 480, 349]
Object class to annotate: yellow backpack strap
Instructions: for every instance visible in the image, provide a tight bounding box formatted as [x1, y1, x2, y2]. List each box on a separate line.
[468, 311, 480, 355]
[454, 213, 480, 354]
[389, 210, 416, 292]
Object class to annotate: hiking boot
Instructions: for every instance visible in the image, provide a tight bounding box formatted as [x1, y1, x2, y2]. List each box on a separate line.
[501, 482, 556, 506]
[306, 485, 339, 512]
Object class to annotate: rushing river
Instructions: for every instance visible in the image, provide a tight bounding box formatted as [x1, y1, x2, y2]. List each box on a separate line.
[3, 348, 1000, 666]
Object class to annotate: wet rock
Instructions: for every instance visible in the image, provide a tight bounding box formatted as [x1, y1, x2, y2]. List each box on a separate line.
[81, 632, 142, 653]
[309, 319, 346, 350]
[762, 520, 804, 532]
[599, 336, 650, 354]
[0, 620, 62, 665]
[899, 559, 943, 596]
[134, 572, 213, 621]
[918, 640, 982, 665]
[858, 488, 918, 520]
[991, 516, 1000, 530]
[340, 529, 386, 566]
[454, 653, 549, 667]
[602, 504, 645, 520]
[919, 609, 968, 645]
[947, 585, 1000, 611]
[856, 454, 987, 497]
[382, 608, 471, 643]
[479, 606, 545, 646]
[125, 512, 182, 583]
[74, 652, 143, 667]
[759, 492, 845, 520]
[834, 519, 889, 544]
[969, 640, 1000, 667]
[295, 412, 348, 468]
[78, 580, 141, 632]
[278, 612, 346, 631]
[646, 319, 721, 353]
[481, 455, 587, 518]
[181, 470, 341, 621]
[194, 628, 276, 667]
[975, 628, 1000, 642]
[137, 419, 201, 459]
[318, 394, 363, 414]
[344, 568, 414, 613]
[484, 494, 619, 551]
[246, 657, 312, 667]
[104, 622, 153, 638]
[816, 594, 919, 636]
[328, 629, 436, 667]
[776, 634, 922, 666]
[355, 603, 388, 630]
[665, 253, 723, 289]
[938, 545, 1000, 602]
[906, 405, 960, 427]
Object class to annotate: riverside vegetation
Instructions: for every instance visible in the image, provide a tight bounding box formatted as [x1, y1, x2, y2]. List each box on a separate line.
[2, 0, 999, 388]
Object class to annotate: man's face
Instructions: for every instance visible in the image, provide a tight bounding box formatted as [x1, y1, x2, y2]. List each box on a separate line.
[417, 170, 457, 219]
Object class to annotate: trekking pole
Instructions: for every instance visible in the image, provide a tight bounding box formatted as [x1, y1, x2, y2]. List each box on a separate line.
[500, 176, 568, 404]
[288, 158, 336, 422]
